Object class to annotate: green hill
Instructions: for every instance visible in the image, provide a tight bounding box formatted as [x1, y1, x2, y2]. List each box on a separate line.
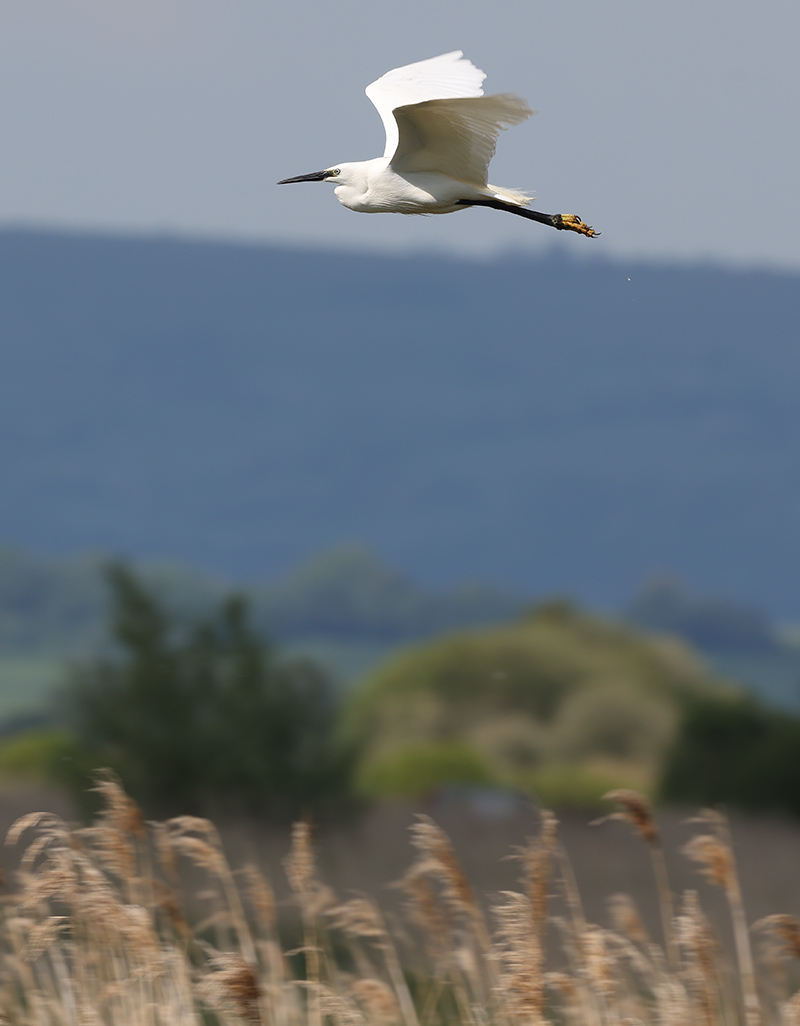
[344, 601, 734, 805]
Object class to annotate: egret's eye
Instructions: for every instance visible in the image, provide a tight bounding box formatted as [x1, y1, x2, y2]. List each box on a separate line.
[331, 168, 341, 176]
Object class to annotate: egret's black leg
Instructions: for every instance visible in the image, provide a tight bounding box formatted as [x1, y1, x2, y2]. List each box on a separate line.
[457, 198, 598, 237]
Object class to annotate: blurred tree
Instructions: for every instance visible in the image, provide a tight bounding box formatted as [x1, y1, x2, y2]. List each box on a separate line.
[660, 693, 800, 816]
[66, 564, 357, 821]
[343, 601, 727, 804]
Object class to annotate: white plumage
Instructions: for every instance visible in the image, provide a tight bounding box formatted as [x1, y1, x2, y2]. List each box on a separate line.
[278, 52, 596, 237]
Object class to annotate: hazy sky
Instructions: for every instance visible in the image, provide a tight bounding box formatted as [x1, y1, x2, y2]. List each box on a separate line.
[2, 0, 800, 268]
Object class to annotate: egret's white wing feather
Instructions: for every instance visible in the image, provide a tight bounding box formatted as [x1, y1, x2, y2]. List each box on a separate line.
[366, 51, 486, 161]
[390, 94, 533, 185]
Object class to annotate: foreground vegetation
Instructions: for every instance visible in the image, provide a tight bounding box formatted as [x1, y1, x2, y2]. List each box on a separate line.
[3, 777, 800, 1025]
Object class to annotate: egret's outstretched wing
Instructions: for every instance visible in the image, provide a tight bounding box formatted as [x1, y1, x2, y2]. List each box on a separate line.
[390, 94, 532, 184]
[365, 52, 533, 185]
[366, 51, 486, 161]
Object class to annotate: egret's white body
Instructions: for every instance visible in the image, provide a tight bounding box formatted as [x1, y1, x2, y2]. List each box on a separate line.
[278, 51, 596, 237]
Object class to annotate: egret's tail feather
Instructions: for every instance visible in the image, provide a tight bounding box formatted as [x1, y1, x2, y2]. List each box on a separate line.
[488, 184, 532, 207]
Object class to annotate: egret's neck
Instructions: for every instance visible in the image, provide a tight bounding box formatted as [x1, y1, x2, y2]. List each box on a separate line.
[332, 158, 389, 212]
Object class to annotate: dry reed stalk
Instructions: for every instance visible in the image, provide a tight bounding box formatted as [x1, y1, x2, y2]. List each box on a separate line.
[285, 820, 325, 1026]
[315, 981, 369, 1026]
[168, 815, 257, 967]
[782, 991, 800, 1026]
[754, 915, 800, 1025]
[400, 870, 451, 974]
[684, 810, 761, 1026]
[597, 790, 678, 972]
[5, 776, 800, 1026]
[521, 811, 558, 960]
[652, 973, 693, 1026]
[399, 869, 466, 1026]
[1, 911, 47, 1023]
[603, 927, 666, 1024]
[406, 816, 501, 1022]
[329, 896, 420, 1026]
[552, 845, 607, 1026]
[85, 771, 147, 885]
[582, 924, 616, 1013]
[543, 970, 577, 1017]
[151, 877, 193, 948]
[243, 858, 291, 1021]
[608, 894, 649, 947]
[490, 811, 557, 1026]
[408, 816, 492, 956]
[6, 813, 90, 1022]
[676, 889, 719, 1026]
[5, 809, 189, 1026]
[492, 889, 547, 1025]
[755, 915, 800, 962]
[4, 802, 204, 1024]
[407, 814, 502, 1020]
[243, 863, 277, 933]
[151, 818, 192, 948]
[351, 977, 402, 1025]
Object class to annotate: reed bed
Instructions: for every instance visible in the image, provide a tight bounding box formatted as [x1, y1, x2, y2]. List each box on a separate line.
[1, 776, 799, 1025]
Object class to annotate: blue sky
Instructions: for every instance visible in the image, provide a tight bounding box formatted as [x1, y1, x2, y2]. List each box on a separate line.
[2, 0, 800, 268]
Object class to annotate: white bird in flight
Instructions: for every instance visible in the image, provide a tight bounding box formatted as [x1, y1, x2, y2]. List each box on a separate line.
[278, 51, 597, 237]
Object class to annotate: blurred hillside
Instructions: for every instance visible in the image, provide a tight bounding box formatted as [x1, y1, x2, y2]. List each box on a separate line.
[2, 229, 800, 615]
[0, 544, 524, 722]
[2, 543, 800, 724]
[343, 601, 734, 804]
[0, 543, 522, 656]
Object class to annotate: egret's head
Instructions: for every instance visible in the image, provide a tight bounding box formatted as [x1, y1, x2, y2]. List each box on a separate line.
[277, 163, 368, 211]
[276, 167, 342, 185]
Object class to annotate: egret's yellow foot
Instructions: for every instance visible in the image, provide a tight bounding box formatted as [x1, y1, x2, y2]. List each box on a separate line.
[555, 214, 599, 237]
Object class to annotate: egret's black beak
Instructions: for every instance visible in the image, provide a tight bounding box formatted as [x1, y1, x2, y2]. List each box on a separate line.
[277, 170, 331, 185]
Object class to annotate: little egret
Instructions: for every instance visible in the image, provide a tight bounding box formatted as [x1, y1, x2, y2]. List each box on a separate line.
[278, 51, 597, 237]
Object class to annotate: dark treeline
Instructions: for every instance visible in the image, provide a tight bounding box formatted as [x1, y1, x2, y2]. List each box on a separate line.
[42, 564, 800, 823]
[61, 565, 358, 823]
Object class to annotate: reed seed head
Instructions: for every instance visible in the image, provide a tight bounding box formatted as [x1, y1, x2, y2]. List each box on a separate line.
[329, 897, 386, 941]
[598, 790, 659, 845]
[755, 915, 800, 961]
[351, 978, 400, 1024]
[608, 893, 649, 946]
[408, 816, 477, 921]
[285, 820, 316, 896]
[683, 834, 734, 893]
[199, 954, 262, 1024]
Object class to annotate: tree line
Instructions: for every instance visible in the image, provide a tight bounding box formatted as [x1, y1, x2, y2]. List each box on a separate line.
[25, 564, 800, 822]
